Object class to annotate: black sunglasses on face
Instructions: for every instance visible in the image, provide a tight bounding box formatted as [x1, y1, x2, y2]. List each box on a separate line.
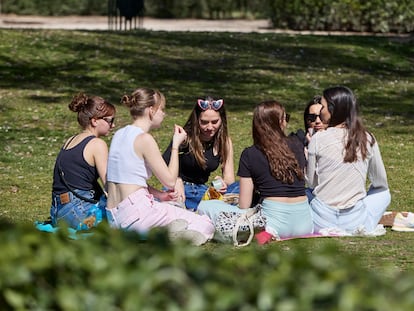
[100, 117, 115, 126]
[306, 113, 321, 123]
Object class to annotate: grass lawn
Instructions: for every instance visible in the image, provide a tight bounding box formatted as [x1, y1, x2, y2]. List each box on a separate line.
[0, 28, 413, 271]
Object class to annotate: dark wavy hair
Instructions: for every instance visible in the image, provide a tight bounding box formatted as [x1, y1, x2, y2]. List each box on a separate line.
[182, 96, 229, 170]
[253, 100, 304, 184]
[323, 86, 375, 162]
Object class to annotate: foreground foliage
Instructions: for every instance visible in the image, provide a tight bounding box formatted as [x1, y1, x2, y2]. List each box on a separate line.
[1, 220, 414, 310]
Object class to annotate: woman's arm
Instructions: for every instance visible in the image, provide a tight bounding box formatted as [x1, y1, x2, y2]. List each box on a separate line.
[305, 138, 317, 188]
[238, 177, 254, 209]
[87, 138, 109, 185]
[221, 137, 236, 185]
[148, 185, 176, 201]
[173, 177, 186, 202]
[137, 125, 186, 189]
[137, 134, 178, 189]
[368, 142, 389, 191]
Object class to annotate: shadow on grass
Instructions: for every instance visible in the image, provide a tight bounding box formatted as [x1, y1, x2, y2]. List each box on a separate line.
[0, 29, 413, 117]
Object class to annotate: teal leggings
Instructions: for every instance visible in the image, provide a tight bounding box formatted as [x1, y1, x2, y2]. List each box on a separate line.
[261, 199, 314, 238]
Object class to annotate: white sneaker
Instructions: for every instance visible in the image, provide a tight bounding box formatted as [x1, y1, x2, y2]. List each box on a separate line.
[391, 212, 414, 232]
[169, 229, 208, 246]
[166, 219, 188, 233]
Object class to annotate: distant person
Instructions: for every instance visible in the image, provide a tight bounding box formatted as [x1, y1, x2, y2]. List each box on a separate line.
[50, 93, 116, 230]
[163, 96, 239, 211]
[106, 88, 214, 245]
[198, 100, 314, 243]
[306, 86, 391, 233]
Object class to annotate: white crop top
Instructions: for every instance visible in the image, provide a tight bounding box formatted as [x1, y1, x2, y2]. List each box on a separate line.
[107, 125, 152, 186]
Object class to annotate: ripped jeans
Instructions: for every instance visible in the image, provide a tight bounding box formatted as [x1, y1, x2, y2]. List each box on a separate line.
[50, 189, 106, 230]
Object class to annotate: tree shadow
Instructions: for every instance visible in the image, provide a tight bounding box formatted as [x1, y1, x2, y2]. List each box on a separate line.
[0, 29, 412, 119]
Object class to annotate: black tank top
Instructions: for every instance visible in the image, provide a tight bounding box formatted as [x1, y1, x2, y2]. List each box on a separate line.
[52, 136, 99, 194]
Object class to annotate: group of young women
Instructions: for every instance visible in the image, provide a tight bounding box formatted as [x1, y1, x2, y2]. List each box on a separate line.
[49, 86, 391, 245]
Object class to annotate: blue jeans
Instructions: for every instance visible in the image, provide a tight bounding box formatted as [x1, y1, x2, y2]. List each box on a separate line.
[309, 187, 391, 233]
[184, 181, 240, 211]
[50, 189, 106, 230]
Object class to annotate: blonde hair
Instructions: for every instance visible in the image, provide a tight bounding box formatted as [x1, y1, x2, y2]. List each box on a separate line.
[121, 87, 165, 119]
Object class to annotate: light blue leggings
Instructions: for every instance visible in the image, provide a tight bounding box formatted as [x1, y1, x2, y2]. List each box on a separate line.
[309, 188, 391, 233]
[261, 199, 314, 238]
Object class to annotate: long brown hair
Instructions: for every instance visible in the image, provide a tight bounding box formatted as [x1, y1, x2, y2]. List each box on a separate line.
[69, 93, 115, 129]
[323, 86, 375, 162]
[183, 96, 229, 169]
[253, 100, 304, 184]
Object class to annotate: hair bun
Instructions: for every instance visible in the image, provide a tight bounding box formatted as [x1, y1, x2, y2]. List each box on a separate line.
[121, 95, 133, 107]
[69, 93, 89, 112]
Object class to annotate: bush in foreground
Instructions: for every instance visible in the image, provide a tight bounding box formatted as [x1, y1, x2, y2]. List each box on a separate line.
[1, 219, 414, 310]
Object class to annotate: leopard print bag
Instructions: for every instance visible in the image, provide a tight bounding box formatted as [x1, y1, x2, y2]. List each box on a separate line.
[214, 204, 266, 247]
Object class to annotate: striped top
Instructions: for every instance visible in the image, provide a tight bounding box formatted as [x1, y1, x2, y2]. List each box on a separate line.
[306, 127, 388, 209]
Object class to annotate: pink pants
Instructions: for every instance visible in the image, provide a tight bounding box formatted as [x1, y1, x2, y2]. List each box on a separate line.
[106, 188, 214, 240]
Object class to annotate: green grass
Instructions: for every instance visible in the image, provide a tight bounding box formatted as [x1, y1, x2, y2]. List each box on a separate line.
[0, 28, 413, 270]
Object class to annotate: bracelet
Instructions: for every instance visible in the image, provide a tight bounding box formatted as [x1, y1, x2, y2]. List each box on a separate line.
[171, 147, 179, 151]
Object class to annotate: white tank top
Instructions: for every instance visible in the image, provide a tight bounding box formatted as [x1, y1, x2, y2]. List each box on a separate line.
[107, 125, 152, 186]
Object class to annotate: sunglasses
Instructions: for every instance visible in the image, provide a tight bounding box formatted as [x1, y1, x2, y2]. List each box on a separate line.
[100, 116, 115, 126]
[197, 99, 224, 111]
[306, 114, 321, 123]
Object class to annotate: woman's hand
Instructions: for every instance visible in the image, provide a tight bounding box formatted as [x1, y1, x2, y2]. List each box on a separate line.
[158, 189, 180, 202]
[212, 176, 227, 194]
[172, 124, 187, 148]
[173, 178, 186, 203]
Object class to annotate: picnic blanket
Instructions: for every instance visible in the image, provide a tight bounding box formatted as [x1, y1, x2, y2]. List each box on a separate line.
[256, 224, 386, 245]
[35, 220, 94, 240]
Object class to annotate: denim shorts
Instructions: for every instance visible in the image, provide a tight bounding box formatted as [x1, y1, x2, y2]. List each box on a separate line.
[50, 189, 106, 230]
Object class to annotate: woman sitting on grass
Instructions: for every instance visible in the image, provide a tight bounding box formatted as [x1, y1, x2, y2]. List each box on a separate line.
[162, 96, 239, 211]
[303, 95, 329, 144]
[106, 87, 214, 245]
[306, 86, 391, 234]
[50, 93, 116, 230]
[198, 100, 314, 243]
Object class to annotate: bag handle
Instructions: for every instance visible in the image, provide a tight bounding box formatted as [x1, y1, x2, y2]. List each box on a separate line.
[232, 207, 258, 247]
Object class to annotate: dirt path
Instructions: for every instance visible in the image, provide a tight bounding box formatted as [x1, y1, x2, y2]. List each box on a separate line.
[0, 15, 270, 32]
[1, 14, 412, 39]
